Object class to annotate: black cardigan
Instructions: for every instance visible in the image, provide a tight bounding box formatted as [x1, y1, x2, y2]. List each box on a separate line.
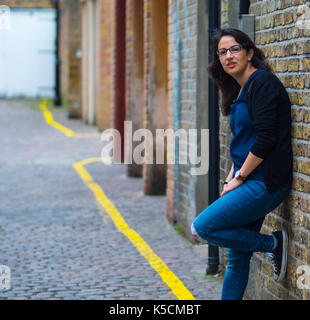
[246, 70, 293, 193]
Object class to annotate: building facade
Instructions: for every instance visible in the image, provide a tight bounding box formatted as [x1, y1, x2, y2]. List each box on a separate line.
[5, 0, 310, 300]
[125, 0, 310, 300]
[74, 0, 310, 300]
[220, 0, 310, 300]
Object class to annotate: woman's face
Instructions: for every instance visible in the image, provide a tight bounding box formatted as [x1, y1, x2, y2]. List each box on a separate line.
[217, 35, 254, 77]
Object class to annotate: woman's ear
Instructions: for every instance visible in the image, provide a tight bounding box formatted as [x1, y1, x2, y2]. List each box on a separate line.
[248, 48, 254, 62]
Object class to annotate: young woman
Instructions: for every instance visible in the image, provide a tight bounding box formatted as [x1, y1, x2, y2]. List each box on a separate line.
[191, 28, 293, 300]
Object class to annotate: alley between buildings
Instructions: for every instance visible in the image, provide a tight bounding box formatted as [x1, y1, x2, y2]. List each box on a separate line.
[0, 99, 222, 300]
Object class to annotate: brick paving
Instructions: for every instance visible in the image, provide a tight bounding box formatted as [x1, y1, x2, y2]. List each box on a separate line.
[0, 99, 222, 300]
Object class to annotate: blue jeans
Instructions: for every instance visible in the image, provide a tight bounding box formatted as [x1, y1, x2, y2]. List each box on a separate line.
[191, 179, 289, 300]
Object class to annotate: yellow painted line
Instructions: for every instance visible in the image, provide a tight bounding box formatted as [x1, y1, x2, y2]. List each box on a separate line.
[39, 99, 101, 138]
[73, 158, 196, 300]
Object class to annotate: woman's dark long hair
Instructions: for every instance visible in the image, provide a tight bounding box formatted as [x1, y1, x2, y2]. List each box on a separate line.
[208, 28, 272, 116]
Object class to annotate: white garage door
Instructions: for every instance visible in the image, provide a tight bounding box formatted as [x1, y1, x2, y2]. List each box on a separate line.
[0, 8, 56, 98]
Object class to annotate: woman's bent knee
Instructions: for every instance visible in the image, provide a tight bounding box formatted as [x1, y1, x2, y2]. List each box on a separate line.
[191, 222, 207, 243]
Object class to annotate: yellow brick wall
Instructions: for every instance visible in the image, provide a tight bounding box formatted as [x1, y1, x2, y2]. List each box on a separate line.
[95, 0, 115, 131]
[218, 0, 310, 300]
[3, 0, 53, 8]
[245, 0, 310, 300]
[59, 0, 82, 117]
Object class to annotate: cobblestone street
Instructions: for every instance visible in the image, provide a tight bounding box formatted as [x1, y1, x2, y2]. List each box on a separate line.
[0, 100, 222, 300]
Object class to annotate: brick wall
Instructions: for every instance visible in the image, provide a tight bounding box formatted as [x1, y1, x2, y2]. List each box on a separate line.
[167, 0, 199, 237]
[218, 0, 234, 270]
[246, 0, 310, 300]
[59, 0, 69, 102]
[125, 0, 133, 168]
[95, 0, 115, 131]
[219, 0, 234, 195]
[219, 0, 310, 300]
[142, 0, 152, 193]
[125, 0, 133, 148]
[221, 0, 229, 27]
[142, 0, 168, 195]
[59, 0, 82, 118]
[167, 0, 176, 223]
[3, 0, 53, 8]
[125, 0, 144, 177]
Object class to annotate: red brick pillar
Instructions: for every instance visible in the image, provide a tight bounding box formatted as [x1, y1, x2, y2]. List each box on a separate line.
[125, 0, 144, 176]
[59, 0, 82, 118]
[114, 0, 126, 163]
[143, 0, 168, 195]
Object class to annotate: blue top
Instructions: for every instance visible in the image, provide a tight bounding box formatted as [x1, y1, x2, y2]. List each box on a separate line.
[230, 69, 265, 181]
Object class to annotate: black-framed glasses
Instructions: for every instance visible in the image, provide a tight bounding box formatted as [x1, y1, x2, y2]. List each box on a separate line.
[217, 45, 243, 57]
